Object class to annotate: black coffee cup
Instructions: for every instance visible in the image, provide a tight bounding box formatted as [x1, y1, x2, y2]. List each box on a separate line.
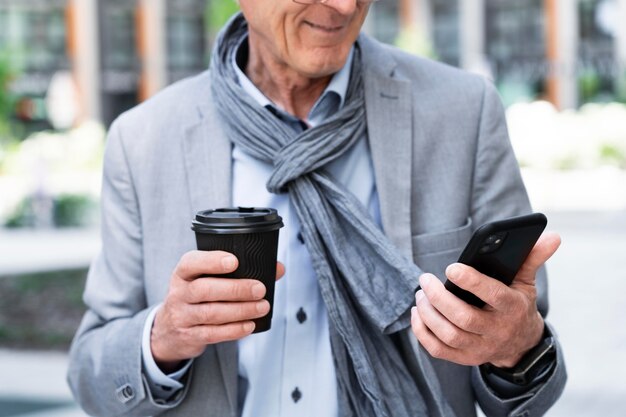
[191, 207, 284, 333]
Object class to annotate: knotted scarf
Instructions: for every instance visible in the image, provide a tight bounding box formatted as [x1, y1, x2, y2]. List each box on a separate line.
[210, 13, 452, 417]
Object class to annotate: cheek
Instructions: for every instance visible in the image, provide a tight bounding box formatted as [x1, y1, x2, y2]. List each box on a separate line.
[243, 2, 291, 45]
[282, 21, 302, 55]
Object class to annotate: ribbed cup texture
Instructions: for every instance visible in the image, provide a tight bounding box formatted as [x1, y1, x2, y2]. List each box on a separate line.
[195, 230, 280, 333]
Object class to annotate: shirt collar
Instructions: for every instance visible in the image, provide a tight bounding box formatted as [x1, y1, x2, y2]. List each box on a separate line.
[321, 45, 353, 110]
[232, 37, 353, 124]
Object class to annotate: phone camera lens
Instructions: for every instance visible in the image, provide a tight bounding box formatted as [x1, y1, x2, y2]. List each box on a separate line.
[485, 235, 498, 244]
[480, 232, 507, 254]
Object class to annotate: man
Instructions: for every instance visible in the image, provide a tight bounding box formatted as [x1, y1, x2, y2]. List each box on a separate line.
[68, 1, 566, 416]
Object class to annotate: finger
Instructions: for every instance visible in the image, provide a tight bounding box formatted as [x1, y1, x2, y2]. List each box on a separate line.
[415, 289, 478, 349]
[445, 263, 516, 312]
[514, 232, 562, 286]
[187, 300, 270, 325]
[276, 262, 285, 280]
[192, 321, 256, 344]
[418, 274, 488, 334]
[175, 251, 239, 281]
[185, 278, 266, 303]
[411, 307, 484, 366]
[411, 306, 477, 366]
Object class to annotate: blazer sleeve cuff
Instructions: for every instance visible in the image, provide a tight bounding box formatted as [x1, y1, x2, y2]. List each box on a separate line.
[141, 303, 194, 401]
[472, 322, 567, 417]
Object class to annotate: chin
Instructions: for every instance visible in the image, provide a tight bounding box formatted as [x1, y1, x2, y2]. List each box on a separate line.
[296, 50, 350, 78]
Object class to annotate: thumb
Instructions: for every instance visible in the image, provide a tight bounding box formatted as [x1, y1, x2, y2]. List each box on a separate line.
[276, 262, 286, 281]
[514, 231, 561, 286]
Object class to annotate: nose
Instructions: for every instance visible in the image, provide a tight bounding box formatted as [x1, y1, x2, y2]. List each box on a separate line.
[320, 0, 359, 15]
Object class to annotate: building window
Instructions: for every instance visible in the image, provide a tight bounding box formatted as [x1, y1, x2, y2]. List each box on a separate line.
[366, 1, 401, 45]
[99, 3, 138, 74]
[485, 0, 546, 102]
[98, 0, 140, 127]
[430, 0, 460, 67]
[578, 0, 617, 103]
[0, 2, 68, 131]
[167, 0, 207, 84]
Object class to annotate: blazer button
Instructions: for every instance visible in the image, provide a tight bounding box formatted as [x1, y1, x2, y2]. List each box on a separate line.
[116, 383, 135, 403]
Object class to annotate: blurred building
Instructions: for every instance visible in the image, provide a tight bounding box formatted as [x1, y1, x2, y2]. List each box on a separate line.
[0, 0, 207, 130]
[385, 0, 626, 108]
[0, 0, 68, 132]
[1, 0, 625, 133]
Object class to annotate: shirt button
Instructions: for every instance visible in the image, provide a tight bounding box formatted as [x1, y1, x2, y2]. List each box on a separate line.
[296, 231, 305, 244]
[291, 387, 302, 403]
[296, 307, 307, 324]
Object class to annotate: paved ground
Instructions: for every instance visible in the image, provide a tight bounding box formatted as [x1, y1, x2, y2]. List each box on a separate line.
[1, 210, 625, 416]
[0, 229, 99, 276]
[0, 350, 85, 417]
[541, 210, 626, 417]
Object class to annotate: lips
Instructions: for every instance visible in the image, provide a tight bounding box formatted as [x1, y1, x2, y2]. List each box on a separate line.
[304, 21, 344, 33]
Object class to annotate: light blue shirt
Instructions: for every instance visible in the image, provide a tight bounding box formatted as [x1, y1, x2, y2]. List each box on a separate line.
[141, 44, 381, 417]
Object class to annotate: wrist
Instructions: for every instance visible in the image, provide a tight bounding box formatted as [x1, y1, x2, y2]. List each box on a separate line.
[151, 332, 185, 373]
[482, 322, 556, 386]
[491, 313, 544, 368]
[150, 309, 185, 373]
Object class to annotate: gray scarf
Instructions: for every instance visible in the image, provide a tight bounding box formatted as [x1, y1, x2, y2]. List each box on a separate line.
[210, 13, 447, 417]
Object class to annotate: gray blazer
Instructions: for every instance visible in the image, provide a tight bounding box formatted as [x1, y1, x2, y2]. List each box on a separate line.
[68, 35, 566, 417]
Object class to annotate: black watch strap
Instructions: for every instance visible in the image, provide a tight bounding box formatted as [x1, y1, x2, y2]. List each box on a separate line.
[481, 326, 557, 386]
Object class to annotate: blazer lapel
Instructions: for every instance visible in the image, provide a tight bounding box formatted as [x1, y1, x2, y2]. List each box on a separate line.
[181, 87, 238, 413]
[182, 104, 232, 215]
[361, 36, 415, 259]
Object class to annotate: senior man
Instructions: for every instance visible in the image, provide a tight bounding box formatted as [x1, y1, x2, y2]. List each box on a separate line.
[68, 1, 566, 416]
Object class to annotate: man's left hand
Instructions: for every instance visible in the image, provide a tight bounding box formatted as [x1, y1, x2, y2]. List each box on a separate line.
[411, 232, 561, 368]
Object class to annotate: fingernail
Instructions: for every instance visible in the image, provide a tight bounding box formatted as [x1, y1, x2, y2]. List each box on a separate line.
[252, 283, 266, 298]
[221, 255, 237, 271]
[446, 264, 461, 280]
[415, 290, 424, 303]
[257, 300, 270, 314]
[411, 306, 417, 319]
[244, 322, 255, 333]
[419, 274, 432, 288]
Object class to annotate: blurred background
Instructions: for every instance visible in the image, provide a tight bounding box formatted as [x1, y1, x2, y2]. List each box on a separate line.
[0, 0, 624, 416]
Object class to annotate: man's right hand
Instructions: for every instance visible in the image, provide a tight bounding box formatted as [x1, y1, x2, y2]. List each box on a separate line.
[151, 250, 285, 373]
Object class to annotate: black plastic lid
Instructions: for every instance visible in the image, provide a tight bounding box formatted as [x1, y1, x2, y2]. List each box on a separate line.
[192, 207, 284, 234]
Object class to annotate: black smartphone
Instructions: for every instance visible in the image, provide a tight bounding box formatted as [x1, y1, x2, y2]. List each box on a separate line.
[444, 213, 547, 308]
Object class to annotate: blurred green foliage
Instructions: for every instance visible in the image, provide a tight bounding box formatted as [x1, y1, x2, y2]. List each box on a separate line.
[395, 26, 436, 59]
[599, 143, 626, 169]
[206, 0, 240, 35]
[53, 194, 98, 227]
[0, 49, 20, 171]
[617, 72, 626, 105]
[5, 193, 97, 228]
[578, 70, 601, 103]
[554, 153, 581, 171]
[3, 196, 40, 228]
[0, 53, 13, 123]
[0, 51, 15, 142]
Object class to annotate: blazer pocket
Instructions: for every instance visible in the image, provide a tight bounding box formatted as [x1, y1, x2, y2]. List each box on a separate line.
[412, 218, 473, 280]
